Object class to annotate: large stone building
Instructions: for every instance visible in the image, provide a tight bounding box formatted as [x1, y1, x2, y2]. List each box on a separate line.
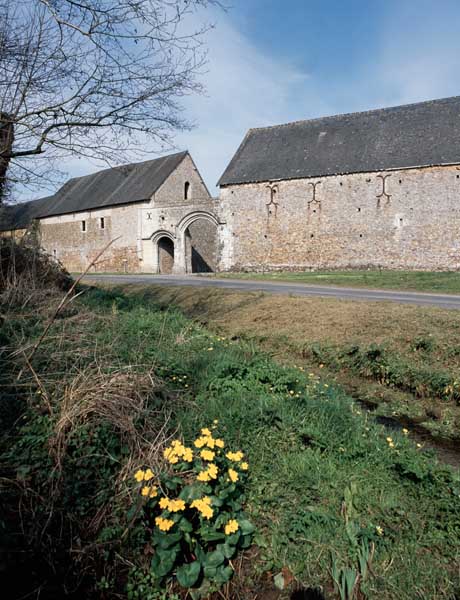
[218, 95, 460, 271]
[0, 151, 222, 274]
[3, 95, 460, 273]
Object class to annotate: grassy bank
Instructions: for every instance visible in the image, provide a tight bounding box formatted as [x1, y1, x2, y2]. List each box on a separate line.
[123, 285, 460, 446]
[218, 270, 460, 294]
[2, 285, 460, 599]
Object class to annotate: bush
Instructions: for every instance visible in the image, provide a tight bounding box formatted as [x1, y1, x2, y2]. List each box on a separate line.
[130, 424, 254, 595]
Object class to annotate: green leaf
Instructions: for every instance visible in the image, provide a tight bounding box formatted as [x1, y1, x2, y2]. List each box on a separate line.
[176, 561, 201, 588]
[225, 531, 240, 545]
[239, 534, 252, 549]
[199, 527, 226, 542]
[219, 542, 237, 559]
[154, 530, 182, 549]
[274, 572, 285, 590]
[178, 517, 193, 533]
[151, 547, 178, 578]
[213, 564, 234, 584]
[204, 548, 225, 568]
[238, 518, 255, 536]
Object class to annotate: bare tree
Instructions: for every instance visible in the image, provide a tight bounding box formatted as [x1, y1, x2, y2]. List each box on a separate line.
[0, 0, 219, 201]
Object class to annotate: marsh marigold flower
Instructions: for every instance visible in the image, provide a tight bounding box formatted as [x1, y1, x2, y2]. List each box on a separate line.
[168, 499, 185, 512]
[194, 436, 207, 448]
[241, 462, 249, 471]
[144, 468, 154, 481]
[228, 468, 239, 483]
[141, 485, 158, 498]
[215, 438, 225, 448]
[191, 497, 213, 519]
[226, 451, 244, 462]
[155, 516, 174, 532]
[159, 497, 170, 510]
[134, 469, 145, 482]
[201, 428, 212, 436]
[225, 519, 239, 535]
[201, 449, 215, 461]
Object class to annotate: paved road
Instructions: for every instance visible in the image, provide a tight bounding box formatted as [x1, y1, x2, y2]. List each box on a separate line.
[81, 273, 460, 310]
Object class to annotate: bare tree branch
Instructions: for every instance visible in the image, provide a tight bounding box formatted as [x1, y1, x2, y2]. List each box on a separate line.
[0, 0, 222, 201]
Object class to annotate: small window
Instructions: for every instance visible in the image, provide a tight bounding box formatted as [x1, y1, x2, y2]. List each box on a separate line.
[99, 217, 105, 229]
[81, 220, 86, 232]
[53, 249, 57, 259]
[184, 181, 190, 200]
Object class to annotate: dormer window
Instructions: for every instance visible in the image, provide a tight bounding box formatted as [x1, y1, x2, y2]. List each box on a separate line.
[184, 181, 190, 200]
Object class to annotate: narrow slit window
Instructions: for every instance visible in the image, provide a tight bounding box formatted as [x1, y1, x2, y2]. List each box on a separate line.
[184, 181, 190, 200]
[81, 220, 86, 232]
[99, 217, 105, 229]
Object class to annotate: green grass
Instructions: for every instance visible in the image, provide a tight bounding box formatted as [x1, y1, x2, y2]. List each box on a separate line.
[219, 270, 460, 294]
[2, 286, 460, 599]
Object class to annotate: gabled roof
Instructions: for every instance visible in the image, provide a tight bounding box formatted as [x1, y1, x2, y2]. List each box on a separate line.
[0, 151, 188, 231]
[218, 96, 460, 186]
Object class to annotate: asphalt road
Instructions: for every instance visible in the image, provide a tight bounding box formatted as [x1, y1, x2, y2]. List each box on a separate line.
[81, 273, 460, 310]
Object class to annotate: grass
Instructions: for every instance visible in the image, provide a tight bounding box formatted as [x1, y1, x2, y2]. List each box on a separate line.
[2, 284, 460, 599]
[218, 270, 460, 294]
[118, 285, 460, 446]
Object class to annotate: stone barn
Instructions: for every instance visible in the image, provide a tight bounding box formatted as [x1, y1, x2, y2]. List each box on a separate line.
[218, 95, 460, 271]
[0, 151, 222, 274]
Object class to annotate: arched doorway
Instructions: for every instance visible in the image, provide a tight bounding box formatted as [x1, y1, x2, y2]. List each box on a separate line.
[184, 217, 218, 273]
[158, 236, 175, 274]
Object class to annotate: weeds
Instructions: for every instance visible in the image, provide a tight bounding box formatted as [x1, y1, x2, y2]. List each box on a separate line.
[1, 283, 460, 598]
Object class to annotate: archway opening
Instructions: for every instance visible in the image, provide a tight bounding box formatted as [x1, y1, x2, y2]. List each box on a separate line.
[158, 236, 175, 274]
[184, 218, 218, 273]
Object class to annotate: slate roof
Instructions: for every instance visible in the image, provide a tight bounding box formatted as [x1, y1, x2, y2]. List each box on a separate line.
[218, 96, 460, 186]
[0, 151, 188, 231]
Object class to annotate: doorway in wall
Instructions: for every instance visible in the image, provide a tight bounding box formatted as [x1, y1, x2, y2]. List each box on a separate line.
[184, 218, 218, 273]
[158, 237, 175, 274]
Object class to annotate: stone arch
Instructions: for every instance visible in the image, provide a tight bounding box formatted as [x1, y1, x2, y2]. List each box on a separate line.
[177, 211, 220, 274]
[151, 230, 176, 274]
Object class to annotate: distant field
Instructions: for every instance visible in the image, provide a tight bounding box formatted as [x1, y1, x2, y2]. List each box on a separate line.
[219, 270, 460, 294]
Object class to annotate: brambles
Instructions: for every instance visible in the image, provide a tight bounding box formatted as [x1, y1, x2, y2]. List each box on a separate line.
[132, 425, 255, 591]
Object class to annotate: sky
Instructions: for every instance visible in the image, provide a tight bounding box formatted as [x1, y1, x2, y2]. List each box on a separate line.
[18, 0, 460, 199]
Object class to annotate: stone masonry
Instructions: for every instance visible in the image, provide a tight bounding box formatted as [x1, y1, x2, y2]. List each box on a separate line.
[219, 165, 460, 271]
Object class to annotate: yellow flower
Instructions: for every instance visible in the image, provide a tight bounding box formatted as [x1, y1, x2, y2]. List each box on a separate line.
[197, 470, 211, 482]
[388, 441, 395, 448]
[134, 469, 145, 482]
[191, 497, 214, 519]
[155, 516, 174, 532]
[215, 438, 225, 448]
[201, 449, 215, 461]
[208, 464, 218, 479]
[159, 497, 170, 510]
[201, 428, 212, 436]
[224, 519, 239, 535]
[376, 526, 384, 536]
[144, 468, 154, 481]
[226, 451, 244, 462]
[241, 462, 249, 471]
[386, 436, 393, 443]
[402, 428, 409, 435]
[228, 468, 239, 483]
[168, 499, 186, 512]
[213, 419, 219, 424]
[194, 436, 207, 448]
[141, 485, 158, 498]
[183, 447, 193, 462]
[205, 437, 216, 449]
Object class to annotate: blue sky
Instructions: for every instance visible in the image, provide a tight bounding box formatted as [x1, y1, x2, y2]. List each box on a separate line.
[20, 0, 460, 199]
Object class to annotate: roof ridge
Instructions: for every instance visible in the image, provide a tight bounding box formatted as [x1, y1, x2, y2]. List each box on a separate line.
[62, 150, 189, 186]
[248, 95, 460, 133]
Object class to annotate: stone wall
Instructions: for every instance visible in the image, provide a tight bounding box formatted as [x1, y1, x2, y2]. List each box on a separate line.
[39, 203, 142, 273]
[219, 164, 460, 271]
[186, 219, 218, 272]
[37, 153, 219, 274]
